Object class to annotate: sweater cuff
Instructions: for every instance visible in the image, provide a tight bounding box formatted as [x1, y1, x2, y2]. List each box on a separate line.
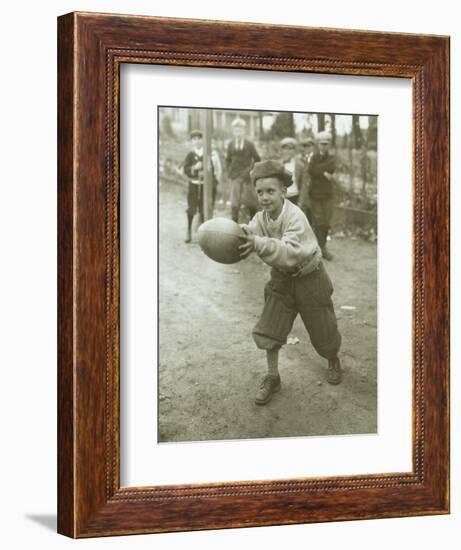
[254, 235, 264, 255]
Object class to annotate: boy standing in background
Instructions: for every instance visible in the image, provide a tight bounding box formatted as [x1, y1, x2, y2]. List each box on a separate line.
[226, 118, 261, 222]
[298, 137, 315, 223]
[308, 131, 336, 261]
[280, 137, 304, 206]
[183, 129, 217, 243]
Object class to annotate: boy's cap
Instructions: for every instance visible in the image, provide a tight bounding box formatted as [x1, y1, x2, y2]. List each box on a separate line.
[231, 117, 246, 128]
[317, 130, 332, 143]
[300, 137, 314, 146]
[190, 129, 203, 138]
[280, 137, 298, 148]
[250, 160, 293, 187]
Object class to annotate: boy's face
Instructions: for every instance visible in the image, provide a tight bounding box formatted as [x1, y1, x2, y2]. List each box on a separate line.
[232, 126, 245, 139]
[255, 177, 286, 218]
[302, 143, 314, 156]
[319, 141, 329, 155]
[281, 145, 296, 162]
[191, 136, 203, 149]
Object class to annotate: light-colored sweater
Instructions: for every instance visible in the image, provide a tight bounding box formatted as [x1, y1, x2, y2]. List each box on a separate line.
[244, 200, 321, 275]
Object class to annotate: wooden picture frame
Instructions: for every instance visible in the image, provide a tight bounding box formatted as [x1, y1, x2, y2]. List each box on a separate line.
[57, 12, 450, 538]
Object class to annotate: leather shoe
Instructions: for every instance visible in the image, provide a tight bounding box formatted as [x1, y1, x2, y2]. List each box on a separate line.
[327, 357, 342, 385]
[255, 374, 281, 405]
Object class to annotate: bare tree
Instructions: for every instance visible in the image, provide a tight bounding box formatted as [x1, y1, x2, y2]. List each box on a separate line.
[317, 113, 325, 132]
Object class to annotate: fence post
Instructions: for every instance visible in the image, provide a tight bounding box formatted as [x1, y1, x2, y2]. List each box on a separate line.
[202, 109, 214, 220]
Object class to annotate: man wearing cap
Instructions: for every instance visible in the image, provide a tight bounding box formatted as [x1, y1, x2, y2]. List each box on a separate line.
[308, 131, 336, 261]
[298, 137, 315, 223]
[226, 117, 261, 222]
[183, 129, 217, 243]
[280, 137, 304, 207]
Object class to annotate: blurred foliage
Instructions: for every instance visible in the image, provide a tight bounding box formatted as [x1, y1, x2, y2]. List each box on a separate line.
[268, 112, 295, 139]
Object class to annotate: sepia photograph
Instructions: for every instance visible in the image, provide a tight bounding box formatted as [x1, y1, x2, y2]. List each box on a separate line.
[158, 106, 378, 443]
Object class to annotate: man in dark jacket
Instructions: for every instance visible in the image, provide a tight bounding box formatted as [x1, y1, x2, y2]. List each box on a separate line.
[298, 137, 315, 224]
[226, 118, 261, 222]
[308, 131, 336, 260]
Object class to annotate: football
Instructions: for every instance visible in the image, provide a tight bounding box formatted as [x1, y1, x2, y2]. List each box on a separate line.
[197, 217, 245, 264]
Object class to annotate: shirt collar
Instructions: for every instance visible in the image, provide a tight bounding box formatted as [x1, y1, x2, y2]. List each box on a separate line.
[266, 199, 286, 224]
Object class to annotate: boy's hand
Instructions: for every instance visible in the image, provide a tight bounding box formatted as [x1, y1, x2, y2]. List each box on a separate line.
[323, 171, 333, 181]
[239, 226, 256, 259]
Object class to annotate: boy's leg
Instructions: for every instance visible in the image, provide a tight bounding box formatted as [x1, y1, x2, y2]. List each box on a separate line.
[252, 272, 297, 404]
[321, 198, 334, 261]
[255, 348, 282, 405]
[310, 199, 332, 260]
[266, 348, 280, 377]
[198, 184, 204, 224]
[185, 182, 197, 243]
[185, 213, 193, 243]
[212, 180, 217, 210]
[310, 198, 323, 243]
[295, 263, 342, 383]
[230, 177, 243, 222]
[242, 179, 259, 220]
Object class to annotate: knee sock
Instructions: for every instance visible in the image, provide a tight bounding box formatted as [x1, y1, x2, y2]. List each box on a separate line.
[185, 213, 193, 242]
[266, 349, 280, 378]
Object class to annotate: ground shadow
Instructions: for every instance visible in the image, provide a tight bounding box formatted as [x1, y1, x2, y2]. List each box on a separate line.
[25, 514, 57, 532]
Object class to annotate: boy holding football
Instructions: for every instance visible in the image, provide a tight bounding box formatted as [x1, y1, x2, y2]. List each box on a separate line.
[239, 160, 342, 405]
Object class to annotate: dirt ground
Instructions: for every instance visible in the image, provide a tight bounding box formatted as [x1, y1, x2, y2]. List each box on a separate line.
[158, 182, 377, 443]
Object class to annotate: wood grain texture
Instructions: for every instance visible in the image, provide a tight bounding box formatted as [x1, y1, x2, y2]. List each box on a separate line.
[57, 13, 75, 538]
[57, 11, 450, 538]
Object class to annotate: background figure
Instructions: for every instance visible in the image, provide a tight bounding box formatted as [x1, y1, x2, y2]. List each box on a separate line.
[211, 138, 222, 205]
[298, 137, 315, 223]
[183, 129, 217, 243]
[308, 131, 336, 260]
[211, 139, 222, 180]
[280, 137, 304, 206]
[226, 117, 261, 222]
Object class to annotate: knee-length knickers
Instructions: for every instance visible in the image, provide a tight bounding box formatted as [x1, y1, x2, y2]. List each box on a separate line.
[252, 262, 341, 359]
